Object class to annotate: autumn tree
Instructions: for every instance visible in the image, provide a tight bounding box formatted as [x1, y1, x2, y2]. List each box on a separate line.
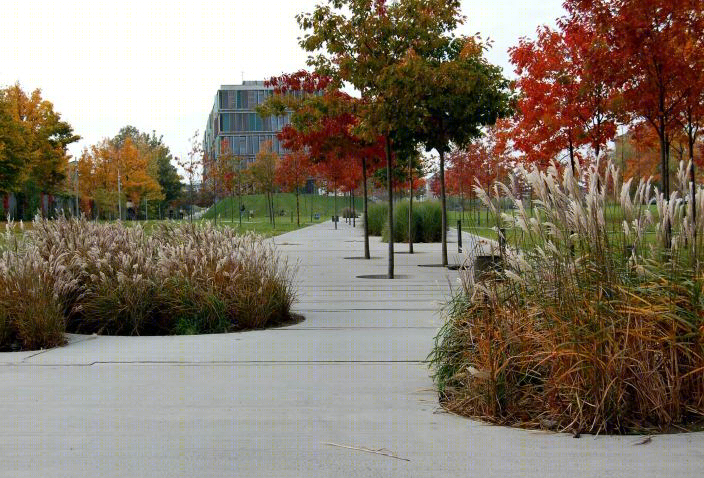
[115, 137, 163, 218]
[0, 83, 79, 218]
[248, 141, 278, 226]
[114, 126, 181, 217]
[76, 136, 163, 220]
[0, 94, 26, 194]
[564, 0, 703, 198]
[509, 22, 620, 176]
[177, 130, 204, 223]
[275, 149, 312, 226]
[298, 0, 467, 277]
[261, 71, 385, 258]
[397, 37, 513, 265]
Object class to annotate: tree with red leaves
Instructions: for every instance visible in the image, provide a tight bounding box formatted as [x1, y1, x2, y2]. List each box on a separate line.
[509, 23, 619, 173]
[564, 0, 703, 198]
[259, 71, 385, 258]
[274, 149, 312, 227]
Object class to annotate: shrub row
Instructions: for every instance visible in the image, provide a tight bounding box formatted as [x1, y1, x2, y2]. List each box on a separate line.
[0, 218, 297, 351]
[367, 200, 443, 243]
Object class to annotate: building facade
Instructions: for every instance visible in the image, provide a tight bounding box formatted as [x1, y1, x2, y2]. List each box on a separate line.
[203, 81, 291, 168]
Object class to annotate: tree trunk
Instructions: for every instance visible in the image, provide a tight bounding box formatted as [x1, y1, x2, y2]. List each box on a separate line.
[271, 191, 276, 229]
[687, 130, 697, 261]
[659, 127, 670, 199]
[296, 186, 300, 226]
[440, 149, 448, 266]
[334, 185, 337, 230]
[660, 130, 671, 247]
[568, 138, 576, 176]
[386, 136, 394, 278]
[238, 164, 243, 227]
[362, 157, 370, 259]
[408, 156, 414, 254]
[352, 189, 356, 228]
[266, 191, 271, 224]
[189, 182, 194, 223]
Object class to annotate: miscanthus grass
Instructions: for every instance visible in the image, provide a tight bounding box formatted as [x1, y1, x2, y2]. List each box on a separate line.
[0, 218, 297, 350]
[430, 159, 704, 434]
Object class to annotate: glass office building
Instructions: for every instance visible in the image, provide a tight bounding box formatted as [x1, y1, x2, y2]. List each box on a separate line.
[203, 81, 291, 168]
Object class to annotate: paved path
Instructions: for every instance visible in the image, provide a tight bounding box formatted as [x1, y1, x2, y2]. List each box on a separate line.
[1, 220, 702, 477]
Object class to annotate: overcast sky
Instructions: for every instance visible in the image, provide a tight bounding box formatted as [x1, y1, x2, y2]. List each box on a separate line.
[0, 0, 565, 166]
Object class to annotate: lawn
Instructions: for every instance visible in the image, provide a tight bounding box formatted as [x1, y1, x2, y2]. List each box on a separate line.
[448, 201, 661, 249]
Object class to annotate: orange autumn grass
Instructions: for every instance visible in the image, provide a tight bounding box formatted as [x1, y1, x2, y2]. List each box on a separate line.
[430, 159, 704, 434]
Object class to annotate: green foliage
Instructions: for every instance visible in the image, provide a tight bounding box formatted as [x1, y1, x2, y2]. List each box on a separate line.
[381, 200, 443, 243]
[0, 217, 298, 350]
[366, 203, 388, 236]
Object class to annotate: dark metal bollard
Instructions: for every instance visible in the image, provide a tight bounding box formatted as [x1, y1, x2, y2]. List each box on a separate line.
[457, 220, 462, 253]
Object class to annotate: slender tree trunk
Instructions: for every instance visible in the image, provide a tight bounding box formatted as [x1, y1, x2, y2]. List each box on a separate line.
[352, 189, 356, 227]
[296, 186, 300, 226]
[660, 130, 672, 248]
[266, 191, 271, 224]
[660, 128, 670, 199]
[386, 136, 394, 278]
[189, 182, 194, 223]
[238, 165, 243, 227]
[362, 157, 370, 259]
[271, 190, 276, 229]
[440, 149, 448, 266]
[214, 195, 217, 226]
[568, 139, 576, 176]
[688, 131, 697, 262]
[408, 156, 414, 254]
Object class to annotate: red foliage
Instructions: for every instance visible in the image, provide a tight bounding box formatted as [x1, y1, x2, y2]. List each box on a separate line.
[509, 21, 618, 169]
[266, 71, 386, 192]
[274, 150, 312, 193]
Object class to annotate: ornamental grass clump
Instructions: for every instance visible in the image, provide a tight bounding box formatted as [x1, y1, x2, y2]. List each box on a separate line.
[430, 160, 704, 434]
[0, 219, 297, 350]
[380, 200, 443, 243]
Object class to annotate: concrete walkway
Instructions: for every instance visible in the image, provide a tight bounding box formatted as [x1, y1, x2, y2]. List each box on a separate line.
[0, 220, 702, 477]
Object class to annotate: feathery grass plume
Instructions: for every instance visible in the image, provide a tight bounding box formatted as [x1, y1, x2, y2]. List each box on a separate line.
[0, 216, 298, 350]
[430, 159, 704, 434]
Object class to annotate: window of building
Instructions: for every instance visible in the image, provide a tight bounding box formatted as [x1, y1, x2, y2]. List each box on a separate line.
[220, 113, 236, 132]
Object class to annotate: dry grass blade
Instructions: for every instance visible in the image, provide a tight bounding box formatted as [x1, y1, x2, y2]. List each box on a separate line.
[323, 442, 410, 462]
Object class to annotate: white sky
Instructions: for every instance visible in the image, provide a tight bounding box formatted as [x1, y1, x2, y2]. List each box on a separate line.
[0, 0, 565, 168]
